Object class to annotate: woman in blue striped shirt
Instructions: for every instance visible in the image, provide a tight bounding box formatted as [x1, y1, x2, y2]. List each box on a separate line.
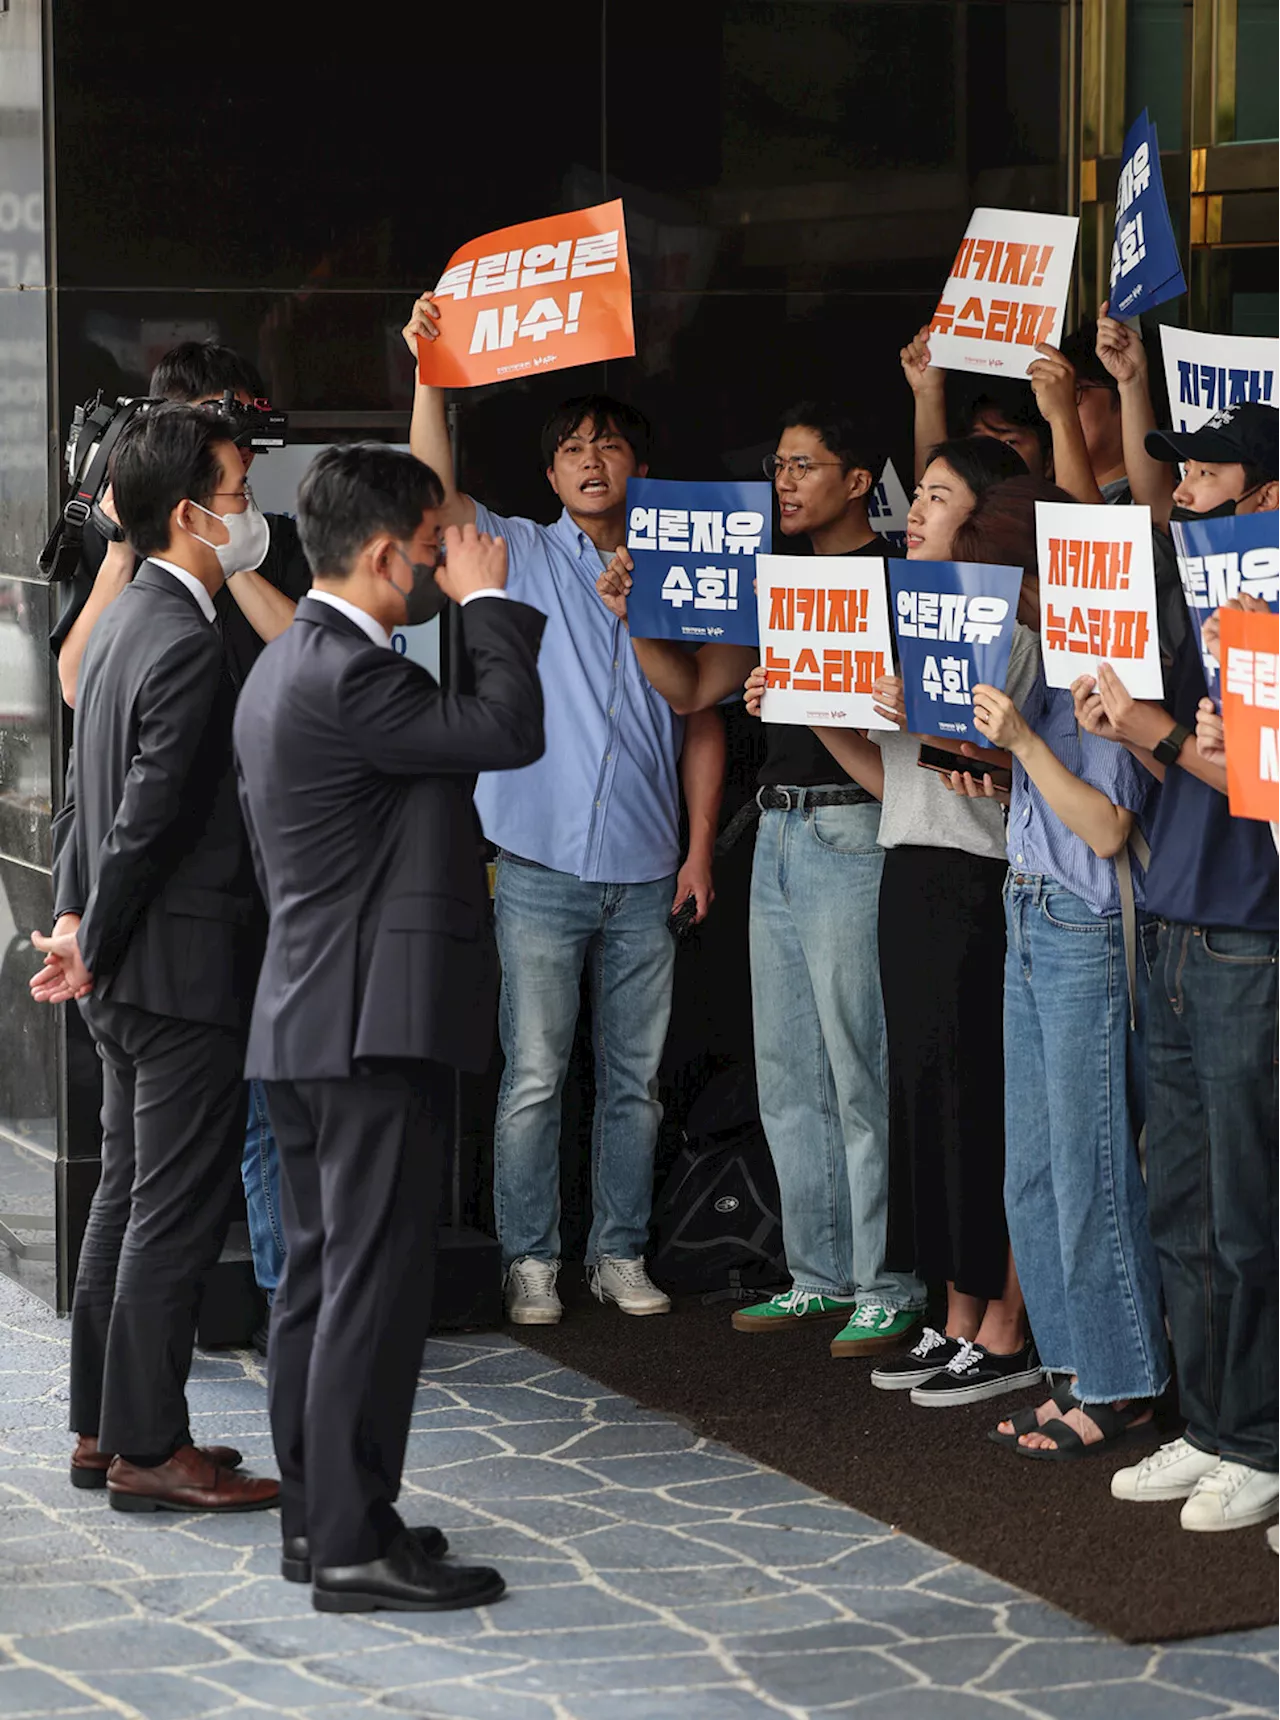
[949, 477, 1169, 1460]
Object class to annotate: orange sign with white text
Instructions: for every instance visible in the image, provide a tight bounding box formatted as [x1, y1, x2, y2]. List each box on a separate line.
[1220, 608, 1280, 823]
[417, 200, 635, 389]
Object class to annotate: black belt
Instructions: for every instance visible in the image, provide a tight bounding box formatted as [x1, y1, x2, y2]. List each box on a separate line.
[715, 784, 873, 856]
[756, 785, 873, 811]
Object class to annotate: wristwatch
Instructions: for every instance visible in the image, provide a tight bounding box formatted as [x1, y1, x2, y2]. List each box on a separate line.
[1152, 721, 1191, 768]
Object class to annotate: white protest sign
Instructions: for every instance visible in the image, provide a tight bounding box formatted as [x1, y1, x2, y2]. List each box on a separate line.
[1159, 326, 1279, 432]
[866, 458, 911, 550]
[1035, 501, 1162, 697]
[755, 554, 896, 729]
[928, 208, 1080, 378]
[246, 441, 438, 676]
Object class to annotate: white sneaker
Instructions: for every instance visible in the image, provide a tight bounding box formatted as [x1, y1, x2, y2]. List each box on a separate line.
[588, 1257, 671, 1316]
[1180, 1461, 1280, 1533]
[504, 1257, 562, 1325]
[1110, 1437, 1220, 1503]
[1267, 1523, 1279, 1555]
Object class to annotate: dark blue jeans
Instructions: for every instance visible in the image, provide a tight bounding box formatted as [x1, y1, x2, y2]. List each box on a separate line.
[1145, 921, 1278, 1471]
[241, 1078, 286, 1299]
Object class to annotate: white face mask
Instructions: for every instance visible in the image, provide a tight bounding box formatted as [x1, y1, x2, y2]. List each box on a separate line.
[185, 496, 271, 576]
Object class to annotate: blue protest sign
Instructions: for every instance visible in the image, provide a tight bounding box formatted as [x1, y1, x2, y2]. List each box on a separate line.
[1109, 110, 1186, 319]
[624, 477, 769, 646]
[1172, 511, 1279, 703]
[890, 560, 1023, 748]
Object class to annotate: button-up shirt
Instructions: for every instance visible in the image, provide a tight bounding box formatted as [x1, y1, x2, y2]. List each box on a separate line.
[1007, 675, 1156, 916]
[472, 503, 684, 883]
[151, 558, 217, 624]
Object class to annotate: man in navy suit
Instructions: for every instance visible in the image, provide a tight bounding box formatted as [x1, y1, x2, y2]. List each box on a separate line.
[233, 443, 545, 1612]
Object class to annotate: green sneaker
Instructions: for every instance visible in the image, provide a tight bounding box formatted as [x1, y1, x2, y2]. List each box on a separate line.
[731, 1288, 856, 1332]
[830, 1304, 923, 1358]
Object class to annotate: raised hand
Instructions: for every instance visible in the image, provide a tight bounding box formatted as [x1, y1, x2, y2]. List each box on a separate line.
[1195, 697, 1226, 767]
[871, 673, 906, 729]
[401, 292, 442, 361]
[971, 684, 1028, 753]
[1095, 299, 1147, 387]
[436, 523, 507, 604]
[900, 325, 943, 397]
[596, 547, 634, 623]
[1028, 342, 1078, 424]
[744, 663, 767, 718]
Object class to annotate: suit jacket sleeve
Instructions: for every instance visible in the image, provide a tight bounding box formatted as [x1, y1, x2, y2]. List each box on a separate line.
[78, 625, 226, 978]
[51, 749, 84, 919]
[337, 595, 546, 777]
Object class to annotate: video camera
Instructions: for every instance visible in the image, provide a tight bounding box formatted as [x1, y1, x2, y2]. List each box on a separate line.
[38, 387, 289, 582]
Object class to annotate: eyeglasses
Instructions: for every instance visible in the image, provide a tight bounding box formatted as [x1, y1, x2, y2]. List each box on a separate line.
[762, 455, 842, 480]
[1074, 382, 1112, 404]
[209, 482, 254, 506]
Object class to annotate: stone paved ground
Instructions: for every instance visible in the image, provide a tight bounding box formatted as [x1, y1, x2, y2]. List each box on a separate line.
[1, 1274, 1276, 1720]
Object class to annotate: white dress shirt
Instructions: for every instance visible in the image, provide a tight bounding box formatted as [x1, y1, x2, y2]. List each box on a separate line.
[150, 557, 218, 625]
[306, 585, 507, 651]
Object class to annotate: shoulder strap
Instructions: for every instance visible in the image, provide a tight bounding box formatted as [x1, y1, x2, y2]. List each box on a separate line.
[1113, 825, 1152, 1031]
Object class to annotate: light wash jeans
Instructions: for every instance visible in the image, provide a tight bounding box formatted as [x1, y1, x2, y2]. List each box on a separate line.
[492, 853, 677, 1268]
[1002, 875, 1168, 1405]
[241, 1079, 285, 1299]
[750, 796, 924, 1310]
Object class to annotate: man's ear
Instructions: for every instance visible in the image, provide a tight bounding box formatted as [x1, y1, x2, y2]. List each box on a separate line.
[1251, 479, 1279, 514]
[369, 534, 399, 582]
[846, 466, 873, 502]
[637, 462, 649, 479]
[545, 466, 561, 501]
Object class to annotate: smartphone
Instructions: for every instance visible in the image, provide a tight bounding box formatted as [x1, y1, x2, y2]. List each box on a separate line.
[917, 742, 1012, 792]
[667, 894, 700, 942]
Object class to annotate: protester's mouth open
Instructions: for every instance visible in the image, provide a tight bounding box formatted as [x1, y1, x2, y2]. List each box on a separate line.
[779, 501, 801, 516]
[906, 531, 924, 549]
[580, 479, 609, 497]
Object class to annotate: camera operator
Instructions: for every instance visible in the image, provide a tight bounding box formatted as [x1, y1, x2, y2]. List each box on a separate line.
[52, 340, 310, 707]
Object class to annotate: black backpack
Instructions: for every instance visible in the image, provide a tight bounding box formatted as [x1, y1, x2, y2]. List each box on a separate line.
[650, 1064, 787, 1298]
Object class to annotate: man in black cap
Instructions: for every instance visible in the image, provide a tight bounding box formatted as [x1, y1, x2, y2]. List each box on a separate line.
[1073, 397, 1278, 1536]
[1146, 398, 1279, 521]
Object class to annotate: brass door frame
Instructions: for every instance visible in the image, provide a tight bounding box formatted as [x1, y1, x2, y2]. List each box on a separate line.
[1077, 0, 1277, 329]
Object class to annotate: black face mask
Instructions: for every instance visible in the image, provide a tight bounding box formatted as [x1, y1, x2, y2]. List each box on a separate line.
[389, 544, 447, 626]
[1170, 497, 1238, 524]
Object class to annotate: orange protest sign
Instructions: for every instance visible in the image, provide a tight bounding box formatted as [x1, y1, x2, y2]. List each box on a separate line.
[1220, 608, 1280, 823]
[417, 200, 634, 389]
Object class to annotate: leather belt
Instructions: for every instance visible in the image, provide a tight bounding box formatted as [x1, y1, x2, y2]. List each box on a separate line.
[756, 785, 873, 811]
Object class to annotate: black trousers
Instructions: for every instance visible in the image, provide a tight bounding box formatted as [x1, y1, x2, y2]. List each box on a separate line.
[69, 998, 245, 1454]
[880, 844, 1011, 1301]
[265, 1064, 450, 1566]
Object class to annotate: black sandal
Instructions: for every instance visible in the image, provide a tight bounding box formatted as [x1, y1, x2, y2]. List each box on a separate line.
[1015, 1399, 1154, 1462]
[988, 1379, 1079, 1450]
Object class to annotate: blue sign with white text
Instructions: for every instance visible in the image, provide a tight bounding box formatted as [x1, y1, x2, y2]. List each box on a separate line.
[1109, 110, 1186, 319]
[1172, 511, 1279, 703]
[624, 477, 770, 646]
[891, 560, 1023, 747]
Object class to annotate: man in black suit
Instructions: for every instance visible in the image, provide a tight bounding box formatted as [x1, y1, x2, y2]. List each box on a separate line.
[31, 405, 280, 1513]
[233, 443, 545, 1613]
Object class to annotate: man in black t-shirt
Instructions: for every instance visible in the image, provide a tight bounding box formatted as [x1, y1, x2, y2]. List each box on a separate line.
[598, 403, 925, 1361]
[52, 341, 311, 707]
[52, 339, 305, 1328]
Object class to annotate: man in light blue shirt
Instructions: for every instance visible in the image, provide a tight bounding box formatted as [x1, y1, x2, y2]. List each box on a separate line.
[404, 292, 725, 1325]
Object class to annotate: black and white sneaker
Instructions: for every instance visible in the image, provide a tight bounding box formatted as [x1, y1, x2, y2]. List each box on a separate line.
[870, 1326, 965, 1392]
[908, 1338, 1043, 1407]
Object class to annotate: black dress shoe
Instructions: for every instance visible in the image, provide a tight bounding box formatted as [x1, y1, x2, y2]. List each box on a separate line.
[312, 1529, 504, 1613]
[282, 1524, 448, 1583]
[250, 1323, 270, 1359]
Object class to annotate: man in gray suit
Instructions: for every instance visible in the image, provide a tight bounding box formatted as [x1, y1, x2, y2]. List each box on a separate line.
[32, 404, 280, 1513]
[233, 444, 545, 1613]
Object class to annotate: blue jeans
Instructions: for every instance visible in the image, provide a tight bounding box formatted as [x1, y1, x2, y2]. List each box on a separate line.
[492, 854, 677, 1267]
[1002, 876, 1168, 1404]
[750, 797, 924, 1310]
[241, 1079, 285, 1298]
[1146, 921, 1278, 1470]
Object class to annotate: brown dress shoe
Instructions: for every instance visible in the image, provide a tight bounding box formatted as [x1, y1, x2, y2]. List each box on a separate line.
[107, 1444, 279, 1514]
[70, 1433, 244, 1491]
